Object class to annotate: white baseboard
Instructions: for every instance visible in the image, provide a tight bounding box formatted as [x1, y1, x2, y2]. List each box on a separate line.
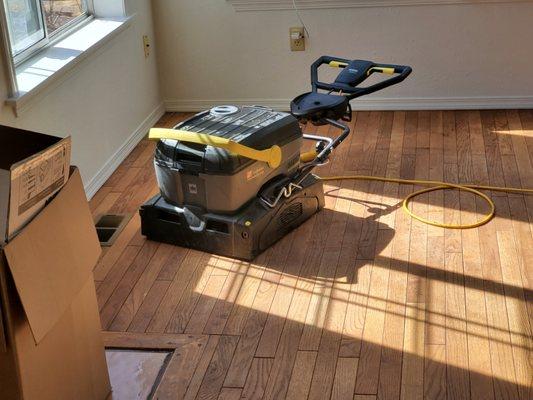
[164, 99, 290, 112]
[164, 96, 533, 112]
[84, 102, 165, 199]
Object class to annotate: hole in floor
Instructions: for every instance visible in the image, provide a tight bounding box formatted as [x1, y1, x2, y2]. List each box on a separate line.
[94, 214, 132, 247]
[105, 349, 171, 400]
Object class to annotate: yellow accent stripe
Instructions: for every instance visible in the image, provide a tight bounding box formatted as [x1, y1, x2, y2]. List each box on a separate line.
[367, 66, 395, 76]
[329, 61, 348, 68]
[149, 128, 282, 168]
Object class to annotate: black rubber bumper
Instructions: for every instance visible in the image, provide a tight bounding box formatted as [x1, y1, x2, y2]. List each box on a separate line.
[140, 175, 325, 260]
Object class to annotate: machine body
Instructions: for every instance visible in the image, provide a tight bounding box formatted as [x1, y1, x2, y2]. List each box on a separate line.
[153, 106, 302, 214]
[140, 57, 412, 260]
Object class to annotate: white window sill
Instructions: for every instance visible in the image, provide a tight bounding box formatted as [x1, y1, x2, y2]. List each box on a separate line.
[6, 16, 133, 116]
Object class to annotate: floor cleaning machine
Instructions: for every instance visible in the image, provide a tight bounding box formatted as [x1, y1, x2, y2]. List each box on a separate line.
[140, 56, 412, 260]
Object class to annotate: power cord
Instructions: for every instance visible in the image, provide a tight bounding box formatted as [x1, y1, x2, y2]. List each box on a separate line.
[318, 175, 533, 229]
[292, 0, 310, 38]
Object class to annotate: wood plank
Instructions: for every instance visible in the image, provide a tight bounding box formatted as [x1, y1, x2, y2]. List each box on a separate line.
[165, 251, 219, 334]
[506, 110, 533, 188]
[91, 192, 121, 219]
[217, 388, 242, 400]
[298, 249, 341, 352]
[338, 260, 372, 358]
[202, 258, 247, 334]
[354, 233, 392, 395]
[461, 197, 495, 400]
[444, 252, 470, 400]
[96, 245, 141, 310]
[423, 344, 446, 400]
[480, 110, 506, 190]
[99, 241, 159, 329]
[377, 185, 411, 400]
[185, 273, 228, 334]
[89, 186, 112, 212]
[399, 302, 425, 400]
[183, 335, 220, 400]
[109, 243, 175, 331]
[254, 217, 317, 357]
[154, 338, 209, 400]
[240, 358, 273, 400]
[425, 236, 446, 345]
[131, 141, 155, 168]
[157, 245, 190, 281]
[337, 174, 377, 356]
[331, 357, 359, 400]
[110, 166, 142, 194]
[127, 280, 171, 333]
[262, 275, 321, 399]
[222, 251, 271, 336]
[496, 231, 533, 400]
[427, 110, 444, 237]
[478, 206, 521, 400]
[109, 164, 158, 214]
[307, 245, 355, 400]
[224, 232, 305, 387]
[147, 249, 206, 333]
[102, 331, 207, 350]
[194, 335, 239, 400]
[285, 351, 317, 400]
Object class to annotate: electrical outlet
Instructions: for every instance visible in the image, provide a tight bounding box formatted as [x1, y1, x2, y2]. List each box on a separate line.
[290, 27, 305, 51]
[143, 35, 150, 58]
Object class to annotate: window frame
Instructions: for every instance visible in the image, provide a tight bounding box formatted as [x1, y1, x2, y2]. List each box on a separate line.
[2, 0, 94, 66]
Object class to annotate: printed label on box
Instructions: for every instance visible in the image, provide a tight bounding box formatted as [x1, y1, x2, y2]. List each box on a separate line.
[14, 144, 69, 215]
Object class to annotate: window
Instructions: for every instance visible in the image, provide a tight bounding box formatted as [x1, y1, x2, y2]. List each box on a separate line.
[3, 0, 91, 63]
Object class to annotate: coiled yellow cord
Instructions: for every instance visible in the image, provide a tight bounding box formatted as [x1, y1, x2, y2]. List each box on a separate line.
[318, 175, 533, 229]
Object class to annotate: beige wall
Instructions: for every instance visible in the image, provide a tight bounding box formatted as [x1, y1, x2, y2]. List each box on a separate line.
[153, 0, 533, 111]
[0, 0, 161, 196]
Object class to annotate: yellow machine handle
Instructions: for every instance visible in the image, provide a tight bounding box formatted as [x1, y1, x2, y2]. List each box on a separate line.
[300, 149, 318, 163]
[328, 60, 348, 68]
[328, 61, 395, 75]
[149, 128, 282, 169]
[367, 66, 395, 76]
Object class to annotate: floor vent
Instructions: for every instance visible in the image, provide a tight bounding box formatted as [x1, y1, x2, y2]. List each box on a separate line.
[95, 214, 131, 247]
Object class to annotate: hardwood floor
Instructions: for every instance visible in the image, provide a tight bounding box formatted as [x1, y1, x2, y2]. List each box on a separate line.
[92, 110, 533, 400]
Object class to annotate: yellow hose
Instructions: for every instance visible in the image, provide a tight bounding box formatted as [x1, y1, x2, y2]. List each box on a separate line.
[318, 175, 533, 229]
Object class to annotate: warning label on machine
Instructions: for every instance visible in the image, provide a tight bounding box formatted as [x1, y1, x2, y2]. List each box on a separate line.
[246, 166, 265, 181]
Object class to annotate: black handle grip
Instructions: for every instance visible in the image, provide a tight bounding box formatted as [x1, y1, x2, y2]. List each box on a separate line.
[310, 56, 412, 99]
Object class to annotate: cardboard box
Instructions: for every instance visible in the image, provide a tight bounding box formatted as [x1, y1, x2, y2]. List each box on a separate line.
[0, 168, 111, 400]
[0, 124, 71, 244]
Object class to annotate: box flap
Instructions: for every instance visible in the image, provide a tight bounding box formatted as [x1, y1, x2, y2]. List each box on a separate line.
[0, 125, 64, 170]
[3, 168, 101, 344]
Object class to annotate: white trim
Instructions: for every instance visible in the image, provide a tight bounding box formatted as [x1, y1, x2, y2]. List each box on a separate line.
[84, 102, 165, 199]
[227, 0, 532, 11]
[164, 96, 533, 112]
[165, 98, 291, 112]
[6, 16, 133, 116]
[0, 1, 17, 96]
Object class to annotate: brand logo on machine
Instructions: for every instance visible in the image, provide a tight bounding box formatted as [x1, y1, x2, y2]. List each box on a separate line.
[188, 183, 198, 194]
[246, 167, 265, 181]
